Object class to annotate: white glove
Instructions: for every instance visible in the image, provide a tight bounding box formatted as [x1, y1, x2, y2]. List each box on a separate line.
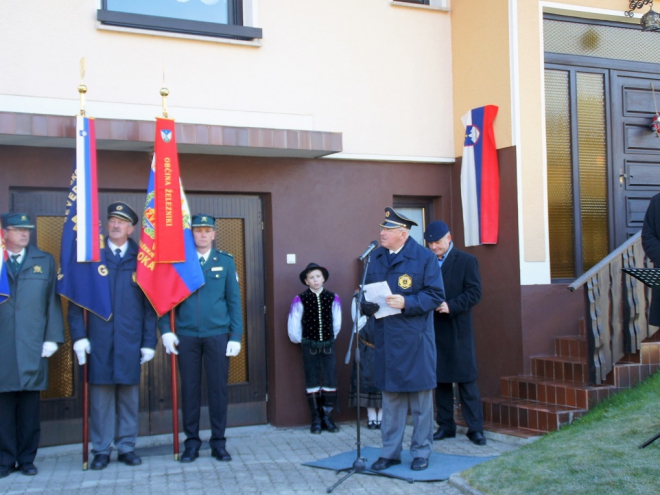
[41, 342, 58, 358]
[226, 341, 241, 357]
[140, 348, 155, 364]
[73, 338, 91, 366]
[161, 333, 179, 355]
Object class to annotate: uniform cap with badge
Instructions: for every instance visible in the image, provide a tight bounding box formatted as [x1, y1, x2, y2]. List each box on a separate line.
[1, 212, 35, 229]
[380, 207, 418, 230]
[191, 214, 215, 228]
[107, 202, 138, 226]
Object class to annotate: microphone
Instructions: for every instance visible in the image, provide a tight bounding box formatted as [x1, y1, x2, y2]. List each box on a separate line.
[358, 240, 379, 261]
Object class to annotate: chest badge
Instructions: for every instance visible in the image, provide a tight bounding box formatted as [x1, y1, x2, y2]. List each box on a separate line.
[33, 266, 43, 274]
[398, 274, 412, 290]
[132, 272, 137, 283]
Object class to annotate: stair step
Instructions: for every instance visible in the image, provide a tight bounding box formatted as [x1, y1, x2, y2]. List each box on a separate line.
[555, 335, 587, 359]
[500, 375, 617, 409]
[604, 362, 660, 388]
[457, 419, 543, 439]
[531, 355, 588, 382]
[619, 342, 660, 365]
[482, 397, 587, 432]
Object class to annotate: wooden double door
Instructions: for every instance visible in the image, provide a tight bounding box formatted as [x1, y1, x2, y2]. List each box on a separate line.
[11, 189, 267, 446]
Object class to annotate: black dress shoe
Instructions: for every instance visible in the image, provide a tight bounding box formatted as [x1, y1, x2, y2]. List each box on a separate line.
[367, 421, 377, 430]
[410, 457, 429, 471]
[433, 428, 456, 441]
[18, 463, 38, 476]
[90, 454, 110, 470]
[180, 448, 199, 463]
[211, 447, 232, 462]
[370, 457, 401, 471]
[468, 431, 487, 446]
[118, 451, 142, 466]
[0, 465, 12, 478]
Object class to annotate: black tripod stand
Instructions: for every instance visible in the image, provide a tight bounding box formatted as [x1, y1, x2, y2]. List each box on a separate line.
[326, 253, 412, 493]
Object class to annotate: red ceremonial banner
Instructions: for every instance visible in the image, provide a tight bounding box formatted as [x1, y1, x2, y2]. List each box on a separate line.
[154, 118, 184, 262]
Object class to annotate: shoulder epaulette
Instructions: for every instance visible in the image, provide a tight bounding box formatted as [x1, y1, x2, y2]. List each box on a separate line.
[217, 250, 234, 258]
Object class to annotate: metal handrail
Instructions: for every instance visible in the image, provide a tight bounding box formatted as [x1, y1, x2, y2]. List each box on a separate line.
[568, 231, 642, 292]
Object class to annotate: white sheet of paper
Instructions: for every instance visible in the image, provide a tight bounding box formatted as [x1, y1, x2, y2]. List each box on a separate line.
[362, 281, 401, 319]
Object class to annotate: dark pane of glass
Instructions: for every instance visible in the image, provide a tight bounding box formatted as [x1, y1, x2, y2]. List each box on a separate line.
[545, 69, 576, 279]
[107, 0, 229, 25]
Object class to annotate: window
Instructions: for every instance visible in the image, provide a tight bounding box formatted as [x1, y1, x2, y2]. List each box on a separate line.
[396, 0, 430, 4]
[98, 0, 262, 41]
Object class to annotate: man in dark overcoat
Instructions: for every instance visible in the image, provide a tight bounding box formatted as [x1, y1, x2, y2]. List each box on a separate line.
[361, 207, 445, 472]
[159, 214, 243, 463]
[0, 213, 64, 478]
[642, 192, 660, 327]
[425, 220, 486, 446]
[69, 202, 157, 470]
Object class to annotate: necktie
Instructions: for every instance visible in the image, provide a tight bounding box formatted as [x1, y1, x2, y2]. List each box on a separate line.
[10, 254, 20, 272]
[114, 248, 122, 263]
[200, 256, 206, 266]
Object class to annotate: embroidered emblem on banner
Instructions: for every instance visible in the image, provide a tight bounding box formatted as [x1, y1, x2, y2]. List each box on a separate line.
[33, 266, 43, 274]
[161, 130, 172, 143]
[398, 274, 412, 289]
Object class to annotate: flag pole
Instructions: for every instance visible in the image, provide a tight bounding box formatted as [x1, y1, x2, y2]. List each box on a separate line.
[82, 310, 89, 470]
[169, 310, 180, 461]
[160, 77, 179, 460]
[78, 59, 90, 471]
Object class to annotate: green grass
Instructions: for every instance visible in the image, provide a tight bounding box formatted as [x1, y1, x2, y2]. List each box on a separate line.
[462, 371, 660, 495]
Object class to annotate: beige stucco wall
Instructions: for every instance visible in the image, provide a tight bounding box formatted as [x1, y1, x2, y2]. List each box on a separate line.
[0, 0, 454, 160]
[452, 0, 645, 284]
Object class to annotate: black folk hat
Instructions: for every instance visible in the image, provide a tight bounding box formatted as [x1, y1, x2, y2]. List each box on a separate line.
[380, 206, 418, 230]
[108, 202, 138, 226]
[299, 262, 329, 285]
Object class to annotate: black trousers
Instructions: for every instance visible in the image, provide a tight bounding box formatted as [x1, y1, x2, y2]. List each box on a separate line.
[301, 342, 337, 391]
[435, 381, 484, 435]
[177, 334, 230, 451]
[0, 391, 40, 467]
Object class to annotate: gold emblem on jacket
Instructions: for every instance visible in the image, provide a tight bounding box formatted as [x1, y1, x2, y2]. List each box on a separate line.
[33, 266, 43, 274]
[98, 265, 108, 276]
[398, 274, 412, 289]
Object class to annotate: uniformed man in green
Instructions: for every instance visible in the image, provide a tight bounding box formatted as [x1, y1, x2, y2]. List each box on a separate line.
[0, 213, 64, 478]
[159, 214, 243, 463]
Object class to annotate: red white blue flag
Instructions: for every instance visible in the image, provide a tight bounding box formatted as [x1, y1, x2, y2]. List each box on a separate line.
[461, 105, 499, 246]
[137, 118, 204, 317]
[76, 116, 101, 262]
[0, 220, 9, 305]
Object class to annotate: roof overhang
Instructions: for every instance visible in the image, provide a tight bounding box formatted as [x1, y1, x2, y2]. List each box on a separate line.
[0, 112, 342, 159]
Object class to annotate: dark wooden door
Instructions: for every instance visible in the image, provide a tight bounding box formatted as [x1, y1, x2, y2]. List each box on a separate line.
[11, 189, 267, 446]
[611, 71, 660, 246]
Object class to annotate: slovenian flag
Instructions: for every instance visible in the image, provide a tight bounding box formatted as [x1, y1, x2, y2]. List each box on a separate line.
[136, 118, 204, 316]
[0, 220, 9, 305]
[57, 116, 112, 320]
[460, 105, 499, 247]
[75, 116, 101, 262]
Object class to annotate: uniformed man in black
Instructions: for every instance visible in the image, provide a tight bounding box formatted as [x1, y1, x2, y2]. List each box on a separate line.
[159, 214, 243, 463]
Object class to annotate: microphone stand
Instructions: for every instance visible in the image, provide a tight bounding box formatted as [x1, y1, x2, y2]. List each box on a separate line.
[326, 253, 412, 493]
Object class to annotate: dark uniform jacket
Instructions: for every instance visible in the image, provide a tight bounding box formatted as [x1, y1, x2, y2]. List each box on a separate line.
[0, 245, 64, 392]
[159, 248, 243, 341]
[69, 239, 157, 385]
[365, 236, 445, 393]
[642, 192, 660, 327]
[433, 246, 482, 383]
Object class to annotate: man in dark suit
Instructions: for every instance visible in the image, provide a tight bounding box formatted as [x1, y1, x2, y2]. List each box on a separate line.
[642, 192, 660, 327]
[69, 202, 158, 470]
[424, 220, 486, 446]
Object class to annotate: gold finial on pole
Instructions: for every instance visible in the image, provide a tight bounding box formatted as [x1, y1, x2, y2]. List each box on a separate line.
[160, 63, 169, 118]
[78, 57, 87, 117]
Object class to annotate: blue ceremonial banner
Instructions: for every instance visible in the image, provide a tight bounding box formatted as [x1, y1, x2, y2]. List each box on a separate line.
[0, 219, 9, 305]
[56, 167, 112, 320]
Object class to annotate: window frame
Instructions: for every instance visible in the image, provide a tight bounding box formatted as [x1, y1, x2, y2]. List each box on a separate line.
[97, 0, 262, 41]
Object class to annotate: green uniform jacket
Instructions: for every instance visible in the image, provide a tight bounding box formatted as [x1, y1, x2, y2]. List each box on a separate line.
[0, 245, 64, 392]
[159, 248, 243, 341]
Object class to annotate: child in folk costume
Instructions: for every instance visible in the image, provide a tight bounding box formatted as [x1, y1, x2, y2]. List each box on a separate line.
[288, 263, 342, 434]
[348, 292, 382, 429]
